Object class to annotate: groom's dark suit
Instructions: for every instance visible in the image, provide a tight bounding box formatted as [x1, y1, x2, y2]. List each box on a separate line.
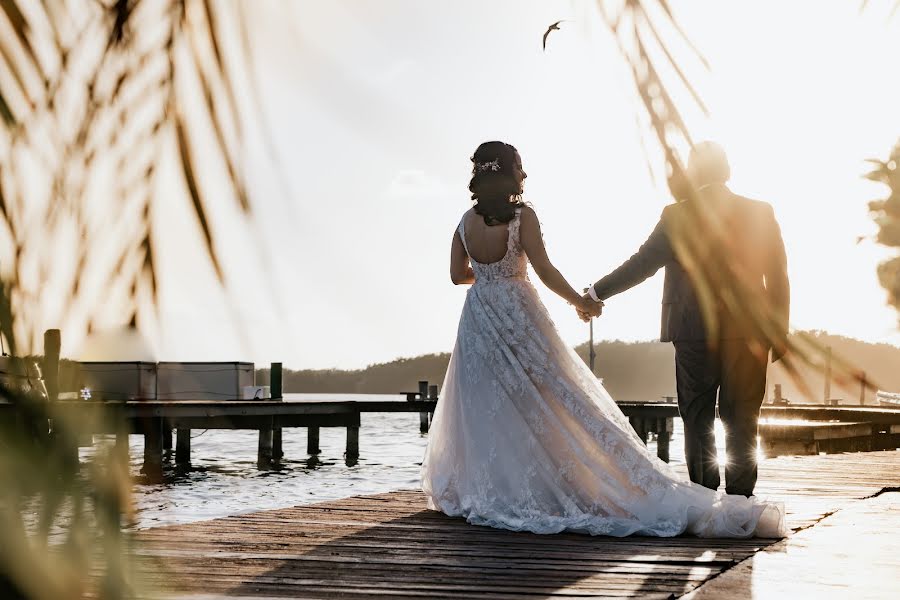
[591, 183, 789, 496]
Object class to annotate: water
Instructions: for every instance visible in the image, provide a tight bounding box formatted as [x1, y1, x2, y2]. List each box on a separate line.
[110, 394, 713, 529]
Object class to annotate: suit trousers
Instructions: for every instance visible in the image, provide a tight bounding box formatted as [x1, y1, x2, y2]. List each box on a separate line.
[673, 340, 768, 497]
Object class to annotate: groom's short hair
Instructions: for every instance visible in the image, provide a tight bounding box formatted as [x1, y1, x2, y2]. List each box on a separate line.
[688, 141, 731, 186]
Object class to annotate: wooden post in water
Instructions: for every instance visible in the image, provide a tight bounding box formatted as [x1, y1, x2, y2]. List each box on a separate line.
[418, 380, 429, 433]
[142, 417, 164, 479]
[162, 421, 173, 452]
[271, 363, 283, 461]
[258, 416, 274, 469]
[307, 427, 320, 455]
[823, 346, 832, 404]
[43, 329, 60, 403]
[39, 330, 61, 451]
[427, 384, 438, 432]
[115, 431, 129, 461]
[175, 429, 191, 465]
[346, 426, 359, 465]
[629, 416, 649, 445]
[656, 418, 673, 463]
[273, 427, 283, 462]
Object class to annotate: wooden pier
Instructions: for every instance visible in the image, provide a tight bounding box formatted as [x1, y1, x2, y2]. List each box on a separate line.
[135, 450, 900, 599]
[4, 394, 900, 480]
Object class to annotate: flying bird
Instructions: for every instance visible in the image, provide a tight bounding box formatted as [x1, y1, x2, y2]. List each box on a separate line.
[542, 20, 565, 51]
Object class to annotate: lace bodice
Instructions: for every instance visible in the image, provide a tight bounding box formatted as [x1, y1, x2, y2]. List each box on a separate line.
[458, 208, 528, 283]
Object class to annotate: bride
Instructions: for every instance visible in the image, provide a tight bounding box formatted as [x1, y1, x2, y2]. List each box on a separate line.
[420, 141, 785, 538]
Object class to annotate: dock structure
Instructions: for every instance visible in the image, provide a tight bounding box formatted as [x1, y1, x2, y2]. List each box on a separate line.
[136, 450, 900, 599]
[3, 396, 900, 480]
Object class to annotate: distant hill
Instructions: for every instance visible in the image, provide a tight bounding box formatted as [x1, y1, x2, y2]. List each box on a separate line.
[766, 331, 900, 405]
[266, 331, 900, 405]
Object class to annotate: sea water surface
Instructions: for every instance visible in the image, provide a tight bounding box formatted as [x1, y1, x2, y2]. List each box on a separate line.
[115, 393, 707, 529]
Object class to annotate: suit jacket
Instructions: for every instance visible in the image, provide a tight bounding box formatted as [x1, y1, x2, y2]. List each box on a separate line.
[592, 185, 790, 344]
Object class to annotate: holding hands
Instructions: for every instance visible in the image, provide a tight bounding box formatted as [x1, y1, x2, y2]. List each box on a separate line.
[576, 288, 603, 323]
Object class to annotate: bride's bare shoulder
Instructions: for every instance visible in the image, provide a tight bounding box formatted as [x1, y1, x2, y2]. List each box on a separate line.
[456, 207, 474, 227]
[519, 204, 539, 226]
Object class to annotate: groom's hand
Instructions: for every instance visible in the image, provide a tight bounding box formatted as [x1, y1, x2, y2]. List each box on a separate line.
[578, 294, 603, 319]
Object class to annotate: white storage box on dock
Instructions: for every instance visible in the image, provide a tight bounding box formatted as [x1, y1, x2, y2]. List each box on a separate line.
[242, 385, 271, 400]
[157, 362, 254, 400]
[79, 362, 157, 401]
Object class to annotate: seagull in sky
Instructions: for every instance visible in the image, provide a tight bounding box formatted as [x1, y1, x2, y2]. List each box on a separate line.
[542, 20, 565, 51]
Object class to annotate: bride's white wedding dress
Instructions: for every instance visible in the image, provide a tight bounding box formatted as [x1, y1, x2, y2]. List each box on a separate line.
[421, 208, 786, 538]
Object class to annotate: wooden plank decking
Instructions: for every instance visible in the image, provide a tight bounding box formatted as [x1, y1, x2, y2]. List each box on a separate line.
[135, 450, 900, 599]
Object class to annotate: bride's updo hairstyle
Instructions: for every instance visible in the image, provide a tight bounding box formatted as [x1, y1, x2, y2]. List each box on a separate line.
[469, 141, 526, 226]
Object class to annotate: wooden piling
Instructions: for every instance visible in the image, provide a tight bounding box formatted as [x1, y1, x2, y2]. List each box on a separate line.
[418, 380, 430, 433]
[162, 423, 173, 452]
[271, 363, 283, 460]
[176, 429, 191, 465]
[270, 362, 283, 399]
[143, 417, 164, 479]
[346, 425, 359, 464]
[258, 417, 274, 469]
[656, 417, 673, 463]
[629, 416, 649, 444]
[307, 426, 320, 455]
[273, 426, 283, 461]
[824, 346, 832, 404]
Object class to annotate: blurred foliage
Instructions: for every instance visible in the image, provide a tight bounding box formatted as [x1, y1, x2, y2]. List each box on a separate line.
[859, 0, 900, 17]
[595, 0, 710, 196]
[866, 141, 900, 317]
[0, 0, 262, 352]
[0, 0, 268, 597]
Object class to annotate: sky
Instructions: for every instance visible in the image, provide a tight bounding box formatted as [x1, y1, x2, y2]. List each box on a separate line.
[137, 0, 900, 370]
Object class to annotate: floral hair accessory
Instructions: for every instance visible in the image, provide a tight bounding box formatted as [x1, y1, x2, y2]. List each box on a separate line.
[474, 159, 501, 173]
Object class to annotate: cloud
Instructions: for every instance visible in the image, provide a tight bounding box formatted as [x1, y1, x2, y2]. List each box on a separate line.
[384, 169, 455, 202]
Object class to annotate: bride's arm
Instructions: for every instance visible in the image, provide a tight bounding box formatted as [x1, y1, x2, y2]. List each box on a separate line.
[450, 230, 475, 285]
[520, 207, 593, 310]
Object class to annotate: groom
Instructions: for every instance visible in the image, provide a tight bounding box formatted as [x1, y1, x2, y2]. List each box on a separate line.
[579, 142, 790, 497]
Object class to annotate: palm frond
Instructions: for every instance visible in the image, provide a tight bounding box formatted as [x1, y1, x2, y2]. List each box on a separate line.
[867, 141, 900, 315]
[0, 0, 280, 595]
[175, 110, 225, 282]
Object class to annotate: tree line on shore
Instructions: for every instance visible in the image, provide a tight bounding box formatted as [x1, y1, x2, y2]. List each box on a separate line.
[258, 331, 900, 405]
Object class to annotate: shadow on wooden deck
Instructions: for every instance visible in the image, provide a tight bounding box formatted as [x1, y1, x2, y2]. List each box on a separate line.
[222, 510, 763, 599]
[140, 450, 900, 599]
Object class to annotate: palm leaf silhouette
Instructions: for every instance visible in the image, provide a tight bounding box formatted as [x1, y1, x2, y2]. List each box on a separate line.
[0, 1, 275, 595]
[866, 140, 900, 314]
[0, 0, 260, 350]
